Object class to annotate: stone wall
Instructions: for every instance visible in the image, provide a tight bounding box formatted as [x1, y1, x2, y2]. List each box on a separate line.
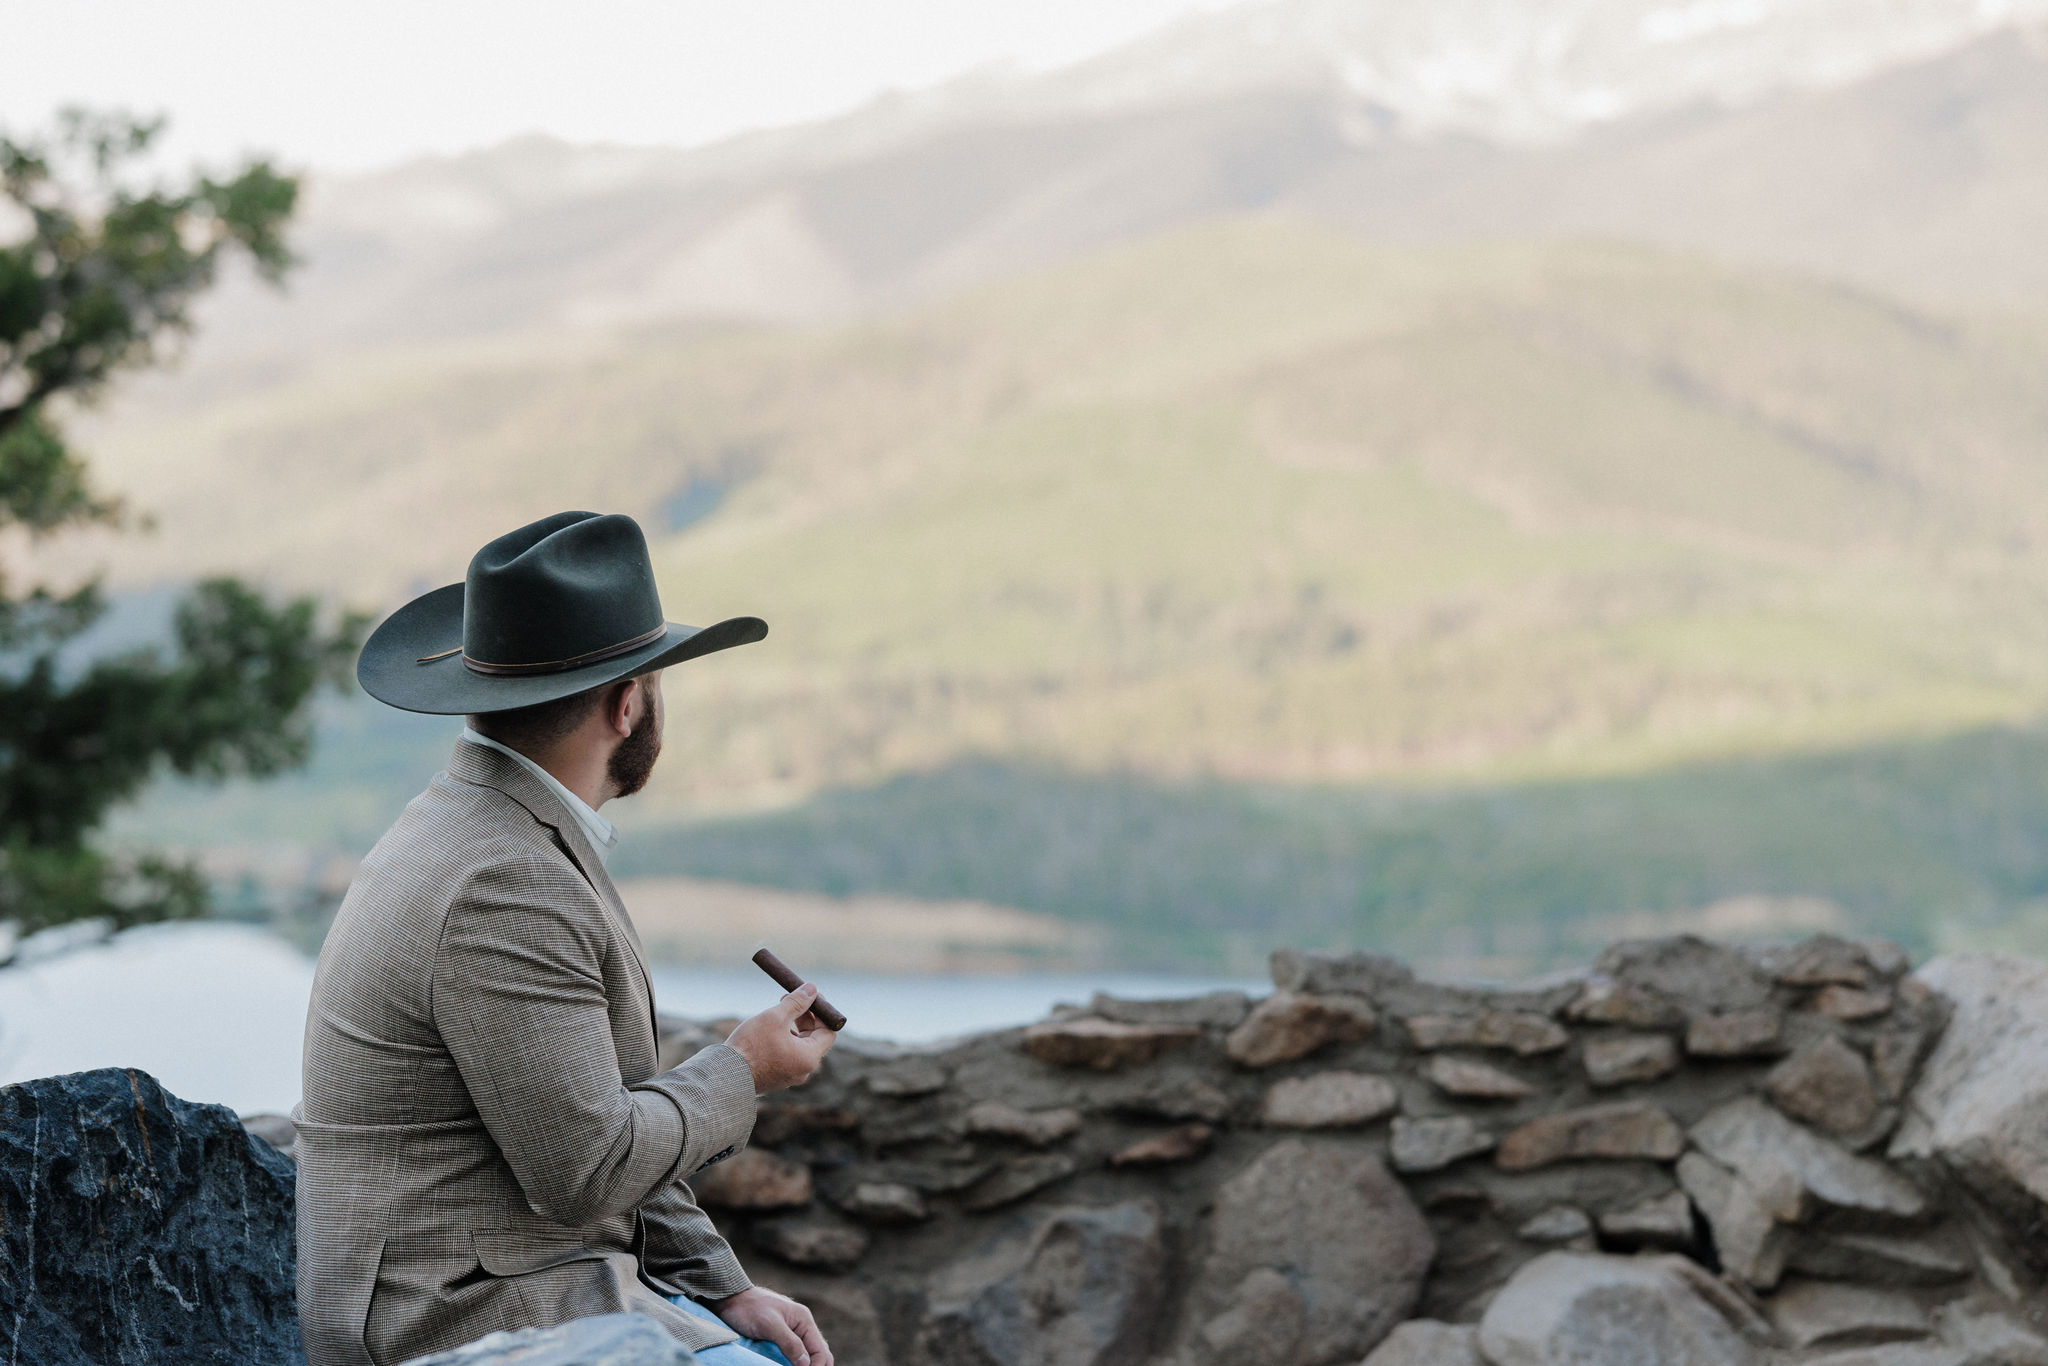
[12, 933, 2048, 1366]
[658, 935, 2048, 1366]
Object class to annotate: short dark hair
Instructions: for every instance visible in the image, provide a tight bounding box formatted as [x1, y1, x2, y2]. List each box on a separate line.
[467, 685, 608, 753]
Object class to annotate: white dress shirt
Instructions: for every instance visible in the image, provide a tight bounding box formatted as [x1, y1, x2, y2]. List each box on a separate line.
[459, 727, 619, 861]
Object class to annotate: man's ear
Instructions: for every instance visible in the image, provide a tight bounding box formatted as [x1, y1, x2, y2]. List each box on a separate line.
[603, 678, 640, 739]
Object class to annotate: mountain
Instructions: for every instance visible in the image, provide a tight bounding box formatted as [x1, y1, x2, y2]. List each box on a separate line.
[56, 0, 2048, 965]
[70, 221, 2048, 814]
[1301, 24, 2048, 308]
[945, 0, 2048, 141]
[139, 1, 2048, 401]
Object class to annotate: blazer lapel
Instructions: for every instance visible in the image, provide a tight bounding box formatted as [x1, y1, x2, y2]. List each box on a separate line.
[445, 740, 661, 1030]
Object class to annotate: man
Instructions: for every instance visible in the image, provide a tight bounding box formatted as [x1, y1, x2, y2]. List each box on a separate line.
[295, 511, 836, 1366]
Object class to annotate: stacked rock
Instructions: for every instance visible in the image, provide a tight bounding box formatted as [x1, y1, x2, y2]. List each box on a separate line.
[665, 936, 2048, 1366]
[10, 933, 2048, 1366]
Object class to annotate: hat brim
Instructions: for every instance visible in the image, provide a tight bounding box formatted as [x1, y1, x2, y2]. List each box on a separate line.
[357, 582, 768, 715]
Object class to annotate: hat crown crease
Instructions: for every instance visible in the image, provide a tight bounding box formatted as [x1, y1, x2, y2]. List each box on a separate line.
[462, 512, 665, 669]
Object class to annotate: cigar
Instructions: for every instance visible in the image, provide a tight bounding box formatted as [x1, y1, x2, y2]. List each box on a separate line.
[751, 948, 848, 1032]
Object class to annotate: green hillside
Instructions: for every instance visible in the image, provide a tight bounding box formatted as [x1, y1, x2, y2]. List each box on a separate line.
[71, 216, 2048, 968]
[106, 701, 2048, 974]
[607, 722, 2048, 972]
[79, 217, 2048, 814]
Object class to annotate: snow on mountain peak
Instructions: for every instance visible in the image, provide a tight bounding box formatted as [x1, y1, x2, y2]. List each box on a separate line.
[983, 0, 2048, 142]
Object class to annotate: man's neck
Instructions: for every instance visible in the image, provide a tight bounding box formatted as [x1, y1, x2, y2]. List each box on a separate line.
[519, 743, 610, 811]
[467, 729, 611, 811]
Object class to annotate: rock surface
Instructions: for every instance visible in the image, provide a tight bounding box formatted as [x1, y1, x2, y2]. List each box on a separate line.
[1582, 1033, 1679, 1087]
[1516, 1205, 1593, 1244]
[961, 1153, 1078, 1210]
[1108, 1123, 1213, 1166]
[692, 1148, 814, 1209]
[1405, 1011, 1569, 1056]
[394, 1314, 694, 1365]
[1258, 1071, 1398, 1127]
[1566, 976, 1684, 1028]
[1693, 1097, 1925, 1220]
[1185, 1140, 1434, 1364]
[750, 1211, 870, 1268]
[1021, 1018, 1198, 1070]
[1421, 1054, 1535, 1099]
[1813, 985, 1895, 1021]
[1107, 1078, 1232, 1123]
[962, 1101, 1083, 1147]
[1784, 1231, 1973, 1286]
[1678, 1149, 1792, 1286]
[1768, 1278, 1930, 1349]
[1596, 936, 1773, 1013]
[833, 1180, 929, 1224]
[1891, 953, 2048, 1266]
[1931, 1302, 2048, 1366]
[1767, 1035, 1881, 1136]
[1086, 991, 1251, 1029]
[0, 1068, 301, 1366]
[1495, 1101, 1684, 1170]
[751, 1104, 860, 1147]
[1359, 1319, 1483, 1366]
[921, 1202, 1164, 1366]
[1686, 1007, 1785, 1057]
[1390, 1115, 1495, 1173]
[863, 1055, 949, 1096]
[1223, 992, 1376, 1067]
[1596, 1189, 1695, 1247]
[1477, 1252, 1762, 1366]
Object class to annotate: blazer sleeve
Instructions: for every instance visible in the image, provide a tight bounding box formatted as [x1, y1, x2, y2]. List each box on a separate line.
[431, 846, 758, 1227]
[639, 1180, 754, 1300]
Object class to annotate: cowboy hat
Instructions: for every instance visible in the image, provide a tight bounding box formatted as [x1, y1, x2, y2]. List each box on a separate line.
[356, 510, 765, 714]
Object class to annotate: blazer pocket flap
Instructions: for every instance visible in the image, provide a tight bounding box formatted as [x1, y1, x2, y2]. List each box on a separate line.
[470, 1233, 607, 1277]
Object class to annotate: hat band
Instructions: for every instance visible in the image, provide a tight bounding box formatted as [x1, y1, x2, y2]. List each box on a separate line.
[461, 622, 668, 677]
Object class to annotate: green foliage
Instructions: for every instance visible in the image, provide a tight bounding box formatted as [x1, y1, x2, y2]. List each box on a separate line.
[0, 111, 362, 935]
[93, 221, 2048, 812]
[0, 110, 294, 457]
[607, 723, 2048, 972]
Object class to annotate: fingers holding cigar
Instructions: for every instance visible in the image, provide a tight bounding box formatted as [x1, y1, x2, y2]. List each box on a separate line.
[752, 948, 849, 1031]
[728, 978, 841, 1093]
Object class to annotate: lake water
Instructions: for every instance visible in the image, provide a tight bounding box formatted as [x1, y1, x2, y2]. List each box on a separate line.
[0, 922, 1263, 1116]
[648, 964, 1265, 1044]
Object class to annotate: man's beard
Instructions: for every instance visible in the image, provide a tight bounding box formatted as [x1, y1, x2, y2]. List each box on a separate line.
[606, 680, 663, 798]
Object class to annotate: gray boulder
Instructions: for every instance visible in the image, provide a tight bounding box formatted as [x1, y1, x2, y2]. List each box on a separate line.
[1932, 1301, 2048, 1366]
[1677, 1151, 1791, 1287]
[1593, 936, 1773, 1015]
[921, 1201, 1165, 1366]
[0, 1068, 301, 1366]
[1766, 1278, 1930, 1350]
[1681, 1097, 1927, 1288]
[1184, 1139, 1434, 1365]
[1477, 1252, 1764, 1366]
[396, 1315, 696, 1365]
[1693, 1097, 1925, 1221]
[1891, 954, 2048, 1262]
[1359, 1320, 1482, 1365]
[1390, 1115, 1494, 1173]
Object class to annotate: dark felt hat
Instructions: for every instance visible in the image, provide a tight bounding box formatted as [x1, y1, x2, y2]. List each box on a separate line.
[356, 510, 766, 715]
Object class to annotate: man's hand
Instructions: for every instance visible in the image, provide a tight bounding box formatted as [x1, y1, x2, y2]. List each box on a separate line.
[726, 983, 838, 1094]
[709, 1285, 833, 1366]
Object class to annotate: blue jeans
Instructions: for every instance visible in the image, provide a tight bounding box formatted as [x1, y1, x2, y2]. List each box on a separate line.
[666, 1293, 795, 1365]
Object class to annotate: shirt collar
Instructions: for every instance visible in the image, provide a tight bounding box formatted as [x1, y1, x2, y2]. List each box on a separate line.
[459, 728, 619, 860]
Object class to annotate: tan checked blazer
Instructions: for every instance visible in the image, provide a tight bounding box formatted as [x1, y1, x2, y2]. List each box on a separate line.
[294, 740, 757, 1366]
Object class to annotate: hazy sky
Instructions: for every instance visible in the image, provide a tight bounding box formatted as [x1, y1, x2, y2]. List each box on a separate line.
[0, 1, 1229, 175]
